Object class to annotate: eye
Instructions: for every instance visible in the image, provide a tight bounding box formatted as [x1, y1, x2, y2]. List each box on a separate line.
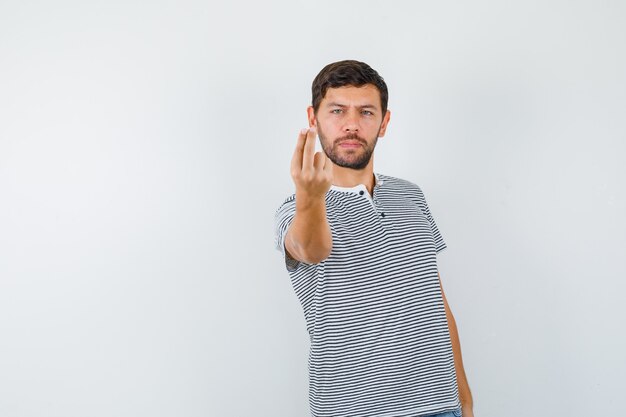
[361, 110, 374, 116]
[331, 109, 343, 114]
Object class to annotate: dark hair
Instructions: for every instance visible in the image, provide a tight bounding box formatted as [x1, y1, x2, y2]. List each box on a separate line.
[311, 60, 388, 115]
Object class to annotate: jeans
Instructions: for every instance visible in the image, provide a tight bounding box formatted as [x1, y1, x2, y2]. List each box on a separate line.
[423, 409, 462, 417]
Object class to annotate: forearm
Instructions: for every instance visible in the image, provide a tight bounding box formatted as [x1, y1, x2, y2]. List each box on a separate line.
[285, 192, 332, 264]
[446, 307, 474, 410]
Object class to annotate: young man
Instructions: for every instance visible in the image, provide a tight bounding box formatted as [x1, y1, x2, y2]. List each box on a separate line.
[274, 60, 474, 417]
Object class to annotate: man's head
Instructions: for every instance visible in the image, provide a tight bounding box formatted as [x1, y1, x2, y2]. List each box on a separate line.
[308, 60, 391, 170]
[311, 60, 389, 115]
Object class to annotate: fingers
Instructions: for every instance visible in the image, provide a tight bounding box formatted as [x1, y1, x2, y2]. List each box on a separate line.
[313, 151, 325, 170]
[289, 126, 333, 197]
[291, 128, 308, 174]
[302, 127, 317, 169]
[291, 126, 332, 185]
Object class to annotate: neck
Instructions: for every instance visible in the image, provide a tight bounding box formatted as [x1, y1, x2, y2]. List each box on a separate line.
[331, 161, 376, 195]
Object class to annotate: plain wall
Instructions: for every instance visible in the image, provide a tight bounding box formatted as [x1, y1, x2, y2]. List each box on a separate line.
[1, 1, 625, 416]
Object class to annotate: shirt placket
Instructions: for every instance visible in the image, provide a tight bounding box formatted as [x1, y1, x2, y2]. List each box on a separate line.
[355, 185, 389, 227]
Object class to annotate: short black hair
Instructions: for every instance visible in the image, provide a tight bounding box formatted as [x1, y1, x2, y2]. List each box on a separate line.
[311, 60, 388, 115]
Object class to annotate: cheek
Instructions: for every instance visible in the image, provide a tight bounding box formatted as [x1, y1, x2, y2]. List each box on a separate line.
[318, 119, 340, 133]
[363, 118, 383, 130]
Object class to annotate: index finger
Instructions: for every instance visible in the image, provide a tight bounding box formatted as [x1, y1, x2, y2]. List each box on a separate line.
[291, 128, 308, 172]
[302, 126, 317, 169]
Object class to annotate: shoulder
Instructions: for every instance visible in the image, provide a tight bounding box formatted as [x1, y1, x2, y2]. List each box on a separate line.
[276, 193, 296, 210]
[377, 173, 425, 199]
[274, 194, 296, 222]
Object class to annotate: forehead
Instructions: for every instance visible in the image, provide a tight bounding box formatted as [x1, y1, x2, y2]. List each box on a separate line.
[321, 84, 381, 108]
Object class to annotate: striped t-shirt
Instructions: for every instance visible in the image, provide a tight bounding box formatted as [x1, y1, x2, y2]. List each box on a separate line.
[274, 173, 461, 417]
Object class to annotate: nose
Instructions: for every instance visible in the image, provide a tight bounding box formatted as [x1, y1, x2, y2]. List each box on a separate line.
[343, 110, 359, 133]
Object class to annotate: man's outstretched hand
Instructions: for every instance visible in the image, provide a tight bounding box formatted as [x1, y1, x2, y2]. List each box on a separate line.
[290, 127, 333, 201]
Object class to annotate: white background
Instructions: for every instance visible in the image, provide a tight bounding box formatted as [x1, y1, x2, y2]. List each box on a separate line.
[1, 1, 625, 416]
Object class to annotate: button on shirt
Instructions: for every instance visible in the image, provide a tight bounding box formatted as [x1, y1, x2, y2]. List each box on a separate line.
[274, 173, 460, 417]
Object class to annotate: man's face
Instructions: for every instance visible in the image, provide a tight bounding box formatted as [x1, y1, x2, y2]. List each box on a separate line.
[308, 84, 390, 170]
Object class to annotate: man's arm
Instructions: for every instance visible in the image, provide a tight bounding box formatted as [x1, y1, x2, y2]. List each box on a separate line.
[285, 195, 332, 264]
[439, 272, 475, 417]
[285, 127, 334, 264]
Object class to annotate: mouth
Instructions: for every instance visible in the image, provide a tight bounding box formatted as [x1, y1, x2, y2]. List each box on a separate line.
[338, 140, 363, 148]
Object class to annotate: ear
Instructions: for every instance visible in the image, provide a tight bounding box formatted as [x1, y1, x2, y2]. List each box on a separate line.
[307, 106, 317, 128]
[378, 110, 391, 137]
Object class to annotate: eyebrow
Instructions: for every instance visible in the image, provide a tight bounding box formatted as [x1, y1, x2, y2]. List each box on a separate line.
[326, 102, 379, 110]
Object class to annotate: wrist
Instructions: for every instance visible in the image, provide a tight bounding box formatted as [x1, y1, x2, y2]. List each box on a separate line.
[295, 190, 327, 210]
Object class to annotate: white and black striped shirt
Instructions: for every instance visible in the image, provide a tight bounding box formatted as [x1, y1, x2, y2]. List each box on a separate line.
[274, 173, 461, 417]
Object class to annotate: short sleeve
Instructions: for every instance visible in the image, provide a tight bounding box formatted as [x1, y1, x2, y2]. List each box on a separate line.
[414, 186, 447, 254]
[274, 195, 301, 271]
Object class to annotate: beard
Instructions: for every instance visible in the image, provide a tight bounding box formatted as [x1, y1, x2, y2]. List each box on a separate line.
[318, 124, 381, 170]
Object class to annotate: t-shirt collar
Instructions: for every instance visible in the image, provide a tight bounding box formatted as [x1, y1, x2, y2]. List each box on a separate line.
[330, 172, 383, 194]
